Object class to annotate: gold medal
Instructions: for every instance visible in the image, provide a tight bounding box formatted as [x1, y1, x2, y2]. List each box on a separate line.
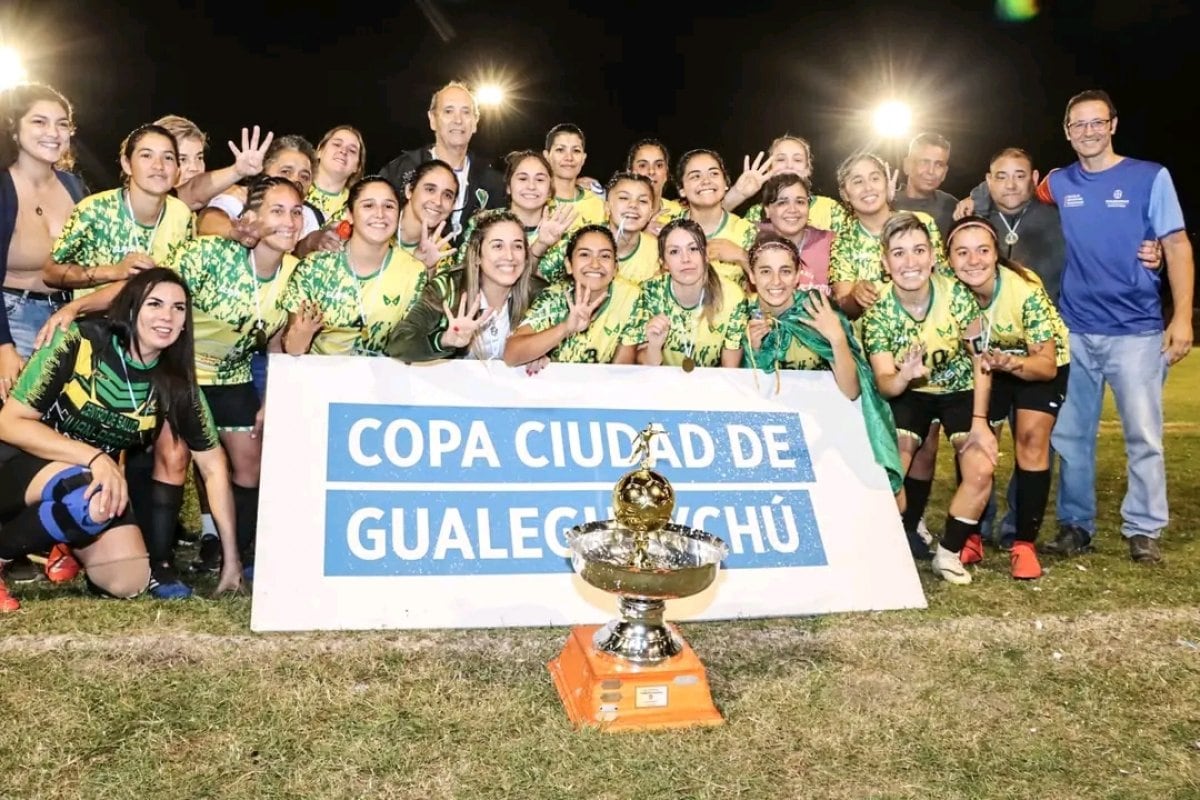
[682, 356, 696, 373]
[252, 320, 269, 352]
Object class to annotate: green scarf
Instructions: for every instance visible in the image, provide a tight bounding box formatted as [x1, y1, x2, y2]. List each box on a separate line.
[743, 292, 903, 493]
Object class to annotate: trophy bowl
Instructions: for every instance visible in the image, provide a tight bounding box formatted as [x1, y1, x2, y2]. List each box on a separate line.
[567, 519, 729, 664]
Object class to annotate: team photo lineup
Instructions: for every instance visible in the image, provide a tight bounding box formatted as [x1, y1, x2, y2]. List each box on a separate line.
[0, 77, 1192, 611]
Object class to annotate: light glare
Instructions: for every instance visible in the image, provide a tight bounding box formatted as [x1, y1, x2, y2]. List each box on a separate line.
[476, 84, 505, 108]
[0, 46, 28, 91]
[873, 101, 912, 139]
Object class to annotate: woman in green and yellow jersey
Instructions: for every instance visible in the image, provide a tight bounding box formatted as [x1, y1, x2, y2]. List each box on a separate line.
[543, 124, 606, 226]
[505, 225, 640, 366]
[45, 123, 193, 302]
[626, 138, 682, 235]
[0, 270, 240, 611]
[862, 212, 996, 586]
[614, 218, 748, 369]
[946, 216, 1071, 580]
[725, 134, 844, 232]
[675, 149, 756, 290]
[167, 176, 305, 582]
[387, 210, 537, 362]
[829, 152, 945, 320]
[306, 125, 364, 223]
[395, 159, 460, 273]
[603, 172, 659, 285]
[283, 176, 425, 357]
[458, 151, 576, 280]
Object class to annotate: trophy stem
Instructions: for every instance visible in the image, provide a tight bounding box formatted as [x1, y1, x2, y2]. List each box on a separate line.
[592, 596, 683, 664]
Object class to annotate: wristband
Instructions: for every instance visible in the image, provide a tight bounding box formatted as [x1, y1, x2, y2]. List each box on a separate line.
[972, 414, 989, 420]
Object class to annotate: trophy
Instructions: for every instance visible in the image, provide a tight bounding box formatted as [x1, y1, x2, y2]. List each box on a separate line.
[548, 425, 729, 731]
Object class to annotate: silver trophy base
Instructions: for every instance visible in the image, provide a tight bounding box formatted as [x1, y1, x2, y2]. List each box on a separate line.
[592, 596, 683, 664]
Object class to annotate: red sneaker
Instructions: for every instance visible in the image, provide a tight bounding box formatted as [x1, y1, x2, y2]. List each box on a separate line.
[45, 544, 81, 584]
[0, 568, 20, 612]
[959, 534, 984, 565]
[1010, 541, 1042, 580]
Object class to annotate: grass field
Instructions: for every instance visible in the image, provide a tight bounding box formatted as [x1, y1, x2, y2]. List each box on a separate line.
[2, 359, 1199, 799]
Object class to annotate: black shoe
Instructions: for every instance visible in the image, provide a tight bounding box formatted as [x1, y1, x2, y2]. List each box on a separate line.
[148, 562, 193, 600]
[190, 535, 222, 574]
[5, 555, 47, 584]
[1042, 525, 1093, 556]
[906, 528, 933, 561]
[1128, 535, 1162, 564]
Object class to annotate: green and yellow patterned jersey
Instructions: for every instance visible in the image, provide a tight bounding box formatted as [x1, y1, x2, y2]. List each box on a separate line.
[10, 320, 218, 455]
[617, 232, 660, 285]
[520, 277, 642, 364]
[743, 295, 830, 371]
[700, 211, 757, 289]
[619, 273, 749, 368]
[284, 246, 426, 356]
[51, 189, 194, 299]
[556, 187, 607, 227]
[306, 185, 348, 223]
[862, 272, 981, 394]
[168, 236, 299, 385]
[828, 212, 946, 287]
[744, 194, 844, 233]
[652, 197, 685, 229]
[976, 265, 1070, 367]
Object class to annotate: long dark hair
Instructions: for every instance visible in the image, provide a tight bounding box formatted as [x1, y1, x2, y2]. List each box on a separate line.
[657, 217, 723, 326]
[108, 268, 199, 441]
[0, 82, 76, 170]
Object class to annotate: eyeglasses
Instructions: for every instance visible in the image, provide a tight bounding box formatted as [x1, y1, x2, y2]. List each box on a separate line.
[1066, 118, 1112, 135]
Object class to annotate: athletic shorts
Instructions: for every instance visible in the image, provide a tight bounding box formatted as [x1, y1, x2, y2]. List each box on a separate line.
[0, 449, 137, 529]
[889, 390, 974, 445]
[988, 364, 1070, 424]
[200, 383, 260, 431]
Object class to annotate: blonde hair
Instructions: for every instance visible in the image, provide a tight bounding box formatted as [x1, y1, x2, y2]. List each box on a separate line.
[154, 114, 206, 149]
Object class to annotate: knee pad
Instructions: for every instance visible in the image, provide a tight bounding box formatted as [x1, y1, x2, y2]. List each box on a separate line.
[38, 465, 110, 544]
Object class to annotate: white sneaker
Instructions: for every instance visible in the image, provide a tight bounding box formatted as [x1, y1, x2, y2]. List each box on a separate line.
[932, 545, 972, 585]
[916, 516, 933, 544]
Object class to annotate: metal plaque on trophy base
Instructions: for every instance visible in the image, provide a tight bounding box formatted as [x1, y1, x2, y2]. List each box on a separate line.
[547, 426, 729, 732]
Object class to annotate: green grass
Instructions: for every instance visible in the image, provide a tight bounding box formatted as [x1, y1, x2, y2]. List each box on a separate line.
[2, 359, 1199, 799]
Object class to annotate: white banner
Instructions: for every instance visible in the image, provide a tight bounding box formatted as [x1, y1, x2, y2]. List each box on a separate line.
[250, 356, 925, 632]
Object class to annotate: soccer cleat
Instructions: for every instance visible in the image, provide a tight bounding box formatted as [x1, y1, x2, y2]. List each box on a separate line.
[190, 534, 222, 574]
[242, 564, 255, 583]
[5, 555, 46, 584]
[931, 545, 973, 585]
[905, 528, 933, 561]
[959, 534, 985, 565]
[1009, 541, 1042, 580]
[0, 564, 21, 612]
[45, 544, 81, 583]
[148, 563, 194, 600]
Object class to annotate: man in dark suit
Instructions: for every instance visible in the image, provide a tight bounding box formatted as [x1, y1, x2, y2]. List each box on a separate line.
[379, 81, 506, 247]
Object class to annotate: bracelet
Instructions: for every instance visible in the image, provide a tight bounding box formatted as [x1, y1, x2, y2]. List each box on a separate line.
[87, 450, 105, 469]
[972, 414, 988, 420]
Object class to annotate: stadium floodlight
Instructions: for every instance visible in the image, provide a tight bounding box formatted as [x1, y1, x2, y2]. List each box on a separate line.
[476, 83, 506, 109]
[872, 100, 912, 139]
[0, 46, 28, 91]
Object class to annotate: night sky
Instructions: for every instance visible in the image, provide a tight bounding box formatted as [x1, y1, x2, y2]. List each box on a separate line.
[4, 0, 1197, 221]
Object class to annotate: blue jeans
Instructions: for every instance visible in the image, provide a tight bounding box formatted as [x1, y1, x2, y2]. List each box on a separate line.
[1051, 331, 1168, 540]
[2, 291, 59, 359]
[250, 352, 268, 401]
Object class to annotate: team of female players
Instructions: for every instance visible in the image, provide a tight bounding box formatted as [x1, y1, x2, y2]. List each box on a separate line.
[0, 80, 1073, 611]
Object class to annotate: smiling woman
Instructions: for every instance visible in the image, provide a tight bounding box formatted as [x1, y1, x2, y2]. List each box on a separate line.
[0, 269, 242, 612]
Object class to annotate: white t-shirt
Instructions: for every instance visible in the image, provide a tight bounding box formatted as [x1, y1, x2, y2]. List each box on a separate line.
[207, 193, 321, 237]
[464, 294, 510, 361]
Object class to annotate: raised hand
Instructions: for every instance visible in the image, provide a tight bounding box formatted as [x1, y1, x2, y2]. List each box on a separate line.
[747, 317, 772, 350]
[229, 125, 275, 179]
[730, 151, 772, 201]
[885, 161, 900, 203]
[897, 343, 928, 383]
[644, 314, 671, 352]
[115, 251, 156, 280]
[797, 290, 847, 342]
[536, 204, 578, 247]
[291, 300, 324, 339]
[851, 279, 880, 311]
[441, 293, 495, 350]
[953, 196, 976, 220]
[564, 283, 606, 335]
[415, 221, 455, 271]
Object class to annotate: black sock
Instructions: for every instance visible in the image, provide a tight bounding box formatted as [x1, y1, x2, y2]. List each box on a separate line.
[1014, 468, 1051, 543]
[942, 515, 976, 553]
[125, 447, 154, 526]
[902, 477, 932, 532]
[0, 505, 61, 561]
[232, 484, 260, 565]
[142, 480, 184, 568]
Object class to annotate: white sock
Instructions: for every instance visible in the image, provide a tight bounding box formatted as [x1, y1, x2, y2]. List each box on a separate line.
[200, 514, 217, 538]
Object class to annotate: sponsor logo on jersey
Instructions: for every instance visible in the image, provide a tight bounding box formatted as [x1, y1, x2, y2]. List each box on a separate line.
[1063, 194, 1085, 208]
[1106, 188, 1129, 209]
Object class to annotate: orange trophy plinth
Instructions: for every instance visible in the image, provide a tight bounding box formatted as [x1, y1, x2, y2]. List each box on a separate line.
[547, 425, 729, 732]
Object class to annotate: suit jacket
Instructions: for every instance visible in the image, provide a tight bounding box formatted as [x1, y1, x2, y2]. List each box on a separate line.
[378, 146, 506, 247]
